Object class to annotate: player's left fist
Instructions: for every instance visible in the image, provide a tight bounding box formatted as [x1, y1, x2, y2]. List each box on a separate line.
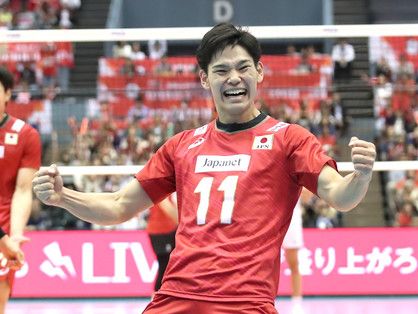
[348, 136, 376, 181]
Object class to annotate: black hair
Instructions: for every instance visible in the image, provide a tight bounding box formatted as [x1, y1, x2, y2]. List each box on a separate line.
[0, 66, 14, 92]
[196, 23, 262, 73]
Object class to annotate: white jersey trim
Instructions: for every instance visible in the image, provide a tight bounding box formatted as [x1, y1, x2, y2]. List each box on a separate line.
[11, 119, 25, 132]
[193, 124, 208, 136]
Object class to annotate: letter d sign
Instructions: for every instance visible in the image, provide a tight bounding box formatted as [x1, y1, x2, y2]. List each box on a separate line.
[213, 0, 234, 23]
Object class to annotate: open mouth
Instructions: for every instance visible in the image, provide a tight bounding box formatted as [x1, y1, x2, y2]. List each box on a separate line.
[223, 88, 247, 97]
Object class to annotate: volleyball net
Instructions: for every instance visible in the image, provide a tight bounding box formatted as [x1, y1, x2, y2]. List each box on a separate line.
[1, 24, 417, 227]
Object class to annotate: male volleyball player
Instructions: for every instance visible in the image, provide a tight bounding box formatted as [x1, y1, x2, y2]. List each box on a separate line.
[146, 194, 178, 295]
[0, 66, 41, 313]
[33, 23, 376, 314]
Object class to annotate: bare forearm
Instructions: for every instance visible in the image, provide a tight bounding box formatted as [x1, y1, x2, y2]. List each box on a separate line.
[58, 187, 130, 225]
[323, 171, 371, 212]
[10, 189, 32, 236]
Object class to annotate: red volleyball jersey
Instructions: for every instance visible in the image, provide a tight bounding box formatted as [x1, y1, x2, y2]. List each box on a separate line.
[136, 115, 336, 303]
[0, 114, 41, 231]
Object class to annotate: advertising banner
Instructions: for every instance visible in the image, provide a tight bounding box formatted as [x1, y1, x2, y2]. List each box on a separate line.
[12, 228, 418, 297]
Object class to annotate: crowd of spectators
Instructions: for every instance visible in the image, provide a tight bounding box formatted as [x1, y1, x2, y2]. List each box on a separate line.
[0, 1, 78, 95]
[370, 51, 418, 227]
[0, 0, 80, 30]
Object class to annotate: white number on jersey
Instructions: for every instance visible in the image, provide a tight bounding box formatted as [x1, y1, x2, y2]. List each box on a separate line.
[194, 175, 239, 225]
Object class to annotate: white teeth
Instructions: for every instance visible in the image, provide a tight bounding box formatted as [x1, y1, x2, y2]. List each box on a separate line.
[224, 89, 246, 96]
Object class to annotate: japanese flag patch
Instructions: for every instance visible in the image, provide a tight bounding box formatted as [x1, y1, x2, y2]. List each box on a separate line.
[5, 133, 18, 145]
[252, 134, 274, 150]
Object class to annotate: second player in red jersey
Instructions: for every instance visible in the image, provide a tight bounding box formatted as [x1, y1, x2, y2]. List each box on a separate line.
[0, 67, 41, 313]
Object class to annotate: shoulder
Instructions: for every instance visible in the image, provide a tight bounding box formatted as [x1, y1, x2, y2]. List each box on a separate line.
[7, 116, 38, 133]
[165, 122, 212, 148]
[263, 118, 310, 138]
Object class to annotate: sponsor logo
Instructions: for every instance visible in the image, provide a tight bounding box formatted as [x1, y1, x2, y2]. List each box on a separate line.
[188, 137, 205, 149]
[5, 133, 18, 145]
[252, 134, 274, 150]
[194, 124, 208, 136]
[195, 154, 250, 173]
[0, 146, 3, 158]
[267, 122, 289, 132]
[40, 242, 76, 280]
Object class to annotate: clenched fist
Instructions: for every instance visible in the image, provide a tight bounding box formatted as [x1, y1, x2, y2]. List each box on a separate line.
[348, 137, 376, 181]
[32, 164, 64, 206]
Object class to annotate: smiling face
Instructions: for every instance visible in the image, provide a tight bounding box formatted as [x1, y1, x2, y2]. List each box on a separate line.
[0, 82, 11, 116]
[199, 45, 264, 124]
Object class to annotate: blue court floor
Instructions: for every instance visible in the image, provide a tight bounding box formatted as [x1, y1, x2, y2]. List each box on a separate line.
[6, 296, 418, 314]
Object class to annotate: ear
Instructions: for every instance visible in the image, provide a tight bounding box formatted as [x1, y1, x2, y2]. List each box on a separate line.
[4, 89, 11, 103]
[199, 69, 210, 90]
[256, 61, 264, 83]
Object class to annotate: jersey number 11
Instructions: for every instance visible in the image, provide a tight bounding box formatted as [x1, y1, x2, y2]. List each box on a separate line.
[194, 175, 239, 225]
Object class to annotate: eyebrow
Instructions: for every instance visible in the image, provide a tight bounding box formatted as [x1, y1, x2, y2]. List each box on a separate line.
[211, 59, 253, 70]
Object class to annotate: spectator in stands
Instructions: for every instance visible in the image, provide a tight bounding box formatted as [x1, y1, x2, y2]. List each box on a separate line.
[60, 0, 81, 27]
[315, 199, 338, 229]
[0, 3, 12, 29]
[317, 123, 338, 159]
[14, 3, 37, 29]
[120, 57, 136, 78]
[56, 42, 74, 92]
[148, 39, 167, 60]
[153, 55, 173, 76]
[58, 5, 72, 29]
[127, 93, 150, 123]
[332, 38, 355, 83]
[286, 44, 299, 56]
[328, 93, 346, 136]
[39, 42, 57, 88]
[374, 74, 393, 134]
[392, 73, 416, 115]
[16, 61, 38, 93]
[395, 54, 414, 82]
[36, 1, 58, 29]
[130, 42, 146, 61]
[294, 50, 313, 74]
[395, 201, 417, 227]
[373, 57, 393, 82]
[113, 41, 132, 59]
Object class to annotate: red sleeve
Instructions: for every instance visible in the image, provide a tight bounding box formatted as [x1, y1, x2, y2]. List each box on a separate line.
[21, 126, 41, 169]
[284, 124, 337, 195]
[135, 133, 182, 204]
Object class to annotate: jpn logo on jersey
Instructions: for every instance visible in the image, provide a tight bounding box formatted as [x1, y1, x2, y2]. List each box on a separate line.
[0, 146, 4, 158]
[252, 134, 273, 150]
[5, 133, 18, 145]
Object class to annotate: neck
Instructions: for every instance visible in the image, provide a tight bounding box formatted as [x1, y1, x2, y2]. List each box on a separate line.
[0, 112, 8, 127]
[217, 108, 261, 124]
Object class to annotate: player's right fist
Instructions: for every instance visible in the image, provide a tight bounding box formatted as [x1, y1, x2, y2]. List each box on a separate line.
[32, 164, 64, 206]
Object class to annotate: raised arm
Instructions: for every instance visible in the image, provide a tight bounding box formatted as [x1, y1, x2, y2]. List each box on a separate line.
[32, 165, 153, 225]
[317, 137, 376, 212]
